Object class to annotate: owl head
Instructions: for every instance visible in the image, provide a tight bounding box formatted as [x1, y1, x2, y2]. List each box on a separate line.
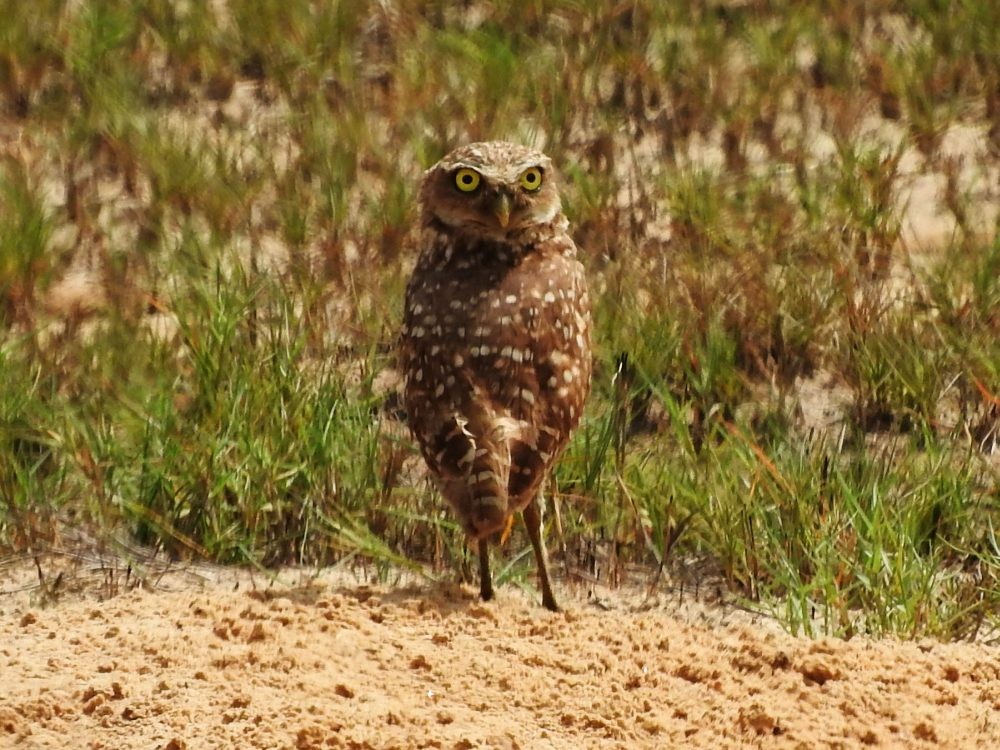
[419, 141, 563, 241]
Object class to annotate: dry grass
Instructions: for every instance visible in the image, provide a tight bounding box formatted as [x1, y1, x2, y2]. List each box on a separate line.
[1, 0, 998, 637]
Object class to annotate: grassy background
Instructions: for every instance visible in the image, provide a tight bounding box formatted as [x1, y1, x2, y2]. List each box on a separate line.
[1, 0, 998, 638]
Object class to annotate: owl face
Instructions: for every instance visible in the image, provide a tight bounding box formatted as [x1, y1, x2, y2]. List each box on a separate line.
[420, 141, 563, 241]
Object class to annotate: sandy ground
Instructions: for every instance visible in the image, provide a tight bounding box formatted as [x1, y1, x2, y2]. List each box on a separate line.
[1, 560, 999, 750]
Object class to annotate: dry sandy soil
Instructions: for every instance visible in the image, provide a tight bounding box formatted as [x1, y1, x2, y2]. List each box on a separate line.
[1, 559, 999, 750]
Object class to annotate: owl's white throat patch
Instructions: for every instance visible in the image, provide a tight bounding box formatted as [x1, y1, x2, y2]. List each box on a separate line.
[525, 201, 559, 226]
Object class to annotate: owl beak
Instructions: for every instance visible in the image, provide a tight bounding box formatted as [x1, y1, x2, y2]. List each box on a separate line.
[492, 193, 512, 228]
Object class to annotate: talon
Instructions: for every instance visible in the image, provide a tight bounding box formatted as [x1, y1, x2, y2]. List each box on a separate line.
[499, 514, 515, 545]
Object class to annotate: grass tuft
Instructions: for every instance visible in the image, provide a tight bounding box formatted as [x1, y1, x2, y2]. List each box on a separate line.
[1, 0, 998, 638]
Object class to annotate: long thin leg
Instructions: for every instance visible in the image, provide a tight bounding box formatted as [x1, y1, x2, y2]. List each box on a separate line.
[478, 538, 494, 602]
[523, 496, 559, 612]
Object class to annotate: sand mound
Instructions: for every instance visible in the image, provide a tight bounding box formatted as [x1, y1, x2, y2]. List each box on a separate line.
[2, 564, 999, 749]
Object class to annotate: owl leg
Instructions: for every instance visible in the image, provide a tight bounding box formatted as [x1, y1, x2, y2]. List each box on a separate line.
[478, 538, 494, 602]
[522, 496, 559, 612]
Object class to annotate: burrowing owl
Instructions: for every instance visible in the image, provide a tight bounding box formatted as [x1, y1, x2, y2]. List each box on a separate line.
[400, 141, 592, 611]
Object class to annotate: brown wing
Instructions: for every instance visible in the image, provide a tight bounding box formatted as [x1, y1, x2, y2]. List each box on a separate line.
[497, 238, 591, 505]
[400, 236, 515, 535]
[400, 229, 591, 526]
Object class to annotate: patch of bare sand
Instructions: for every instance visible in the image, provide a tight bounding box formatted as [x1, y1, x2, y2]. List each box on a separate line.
[2, 562, 999, 750]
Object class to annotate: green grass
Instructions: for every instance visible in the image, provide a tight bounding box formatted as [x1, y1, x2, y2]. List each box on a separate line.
[1, 0, 998, 639]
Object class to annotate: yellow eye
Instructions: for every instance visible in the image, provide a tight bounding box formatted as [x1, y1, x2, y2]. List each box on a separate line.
[454, 168, 481, 192]
[519, 167, 543, 191]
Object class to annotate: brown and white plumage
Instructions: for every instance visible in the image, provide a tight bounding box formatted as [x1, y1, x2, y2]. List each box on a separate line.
[400, 141, 592, 611]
